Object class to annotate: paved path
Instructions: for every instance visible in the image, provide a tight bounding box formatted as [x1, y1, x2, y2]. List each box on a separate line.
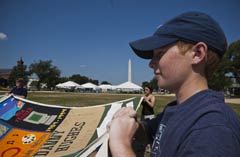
[225, 98, 240, 104]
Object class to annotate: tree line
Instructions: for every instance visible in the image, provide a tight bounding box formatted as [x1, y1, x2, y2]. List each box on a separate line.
[8, 60, 100, 90]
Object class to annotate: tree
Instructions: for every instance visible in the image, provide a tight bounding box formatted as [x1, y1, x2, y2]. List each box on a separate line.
[208, 52, 231, 91]
[68, 74, 99, 85]
[101, 81, 111, 85]
[227, 40, 240, 84]
[8, 58, 29, 87]
[208, 69, 232, 91]
[209, 40, 240, 91]
[149, 78, 158, 91]
[69, 74, 89, 84]
[142, 81, 149, 87]
[57, 77, 69, 84]
[29, 60, 60, 90]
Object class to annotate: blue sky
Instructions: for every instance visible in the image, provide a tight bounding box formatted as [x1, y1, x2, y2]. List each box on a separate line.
[1, 0, 240, 85]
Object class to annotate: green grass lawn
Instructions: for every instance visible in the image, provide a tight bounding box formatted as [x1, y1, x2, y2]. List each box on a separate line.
[27, 92, 143, 107]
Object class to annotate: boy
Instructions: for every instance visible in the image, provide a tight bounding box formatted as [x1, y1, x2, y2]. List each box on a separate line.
[8, 78, 28, 98]
[108, 11, 240, 157]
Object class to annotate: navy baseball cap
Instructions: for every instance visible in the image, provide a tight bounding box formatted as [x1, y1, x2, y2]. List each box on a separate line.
[129, 11, 227, 59]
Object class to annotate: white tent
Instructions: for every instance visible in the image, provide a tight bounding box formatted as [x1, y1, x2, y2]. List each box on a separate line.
[98, 84, 113, 92]
[56, 83, 64, 88]
[116, 81, 142, 92]
[81, 82, 98, 90]
[56, 81, 83, 89]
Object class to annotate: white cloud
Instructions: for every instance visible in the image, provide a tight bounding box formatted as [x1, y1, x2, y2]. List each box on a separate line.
[0, 32, 8, 40]
[80, 64, 87, 68]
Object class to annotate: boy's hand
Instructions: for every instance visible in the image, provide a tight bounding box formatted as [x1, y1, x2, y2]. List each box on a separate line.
[108, 107, 138, 157]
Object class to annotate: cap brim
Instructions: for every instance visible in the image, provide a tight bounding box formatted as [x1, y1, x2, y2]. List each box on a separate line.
[129, 35, 178, 59]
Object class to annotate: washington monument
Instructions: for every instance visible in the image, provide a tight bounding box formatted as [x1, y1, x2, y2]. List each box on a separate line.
[128, 59, 132, 82]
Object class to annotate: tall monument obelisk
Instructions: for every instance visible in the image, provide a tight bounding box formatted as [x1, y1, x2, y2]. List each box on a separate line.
[128, 59, 132, 82]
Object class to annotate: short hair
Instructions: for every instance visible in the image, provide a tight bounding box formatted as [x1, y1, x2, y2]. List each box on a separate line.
[176, 41, 221, 80]
[16, 78, 24, 84]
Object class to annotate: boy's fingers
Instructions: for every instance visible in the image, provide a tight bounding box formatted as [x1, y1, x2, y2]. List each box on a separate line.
[113, 107, 136, 119]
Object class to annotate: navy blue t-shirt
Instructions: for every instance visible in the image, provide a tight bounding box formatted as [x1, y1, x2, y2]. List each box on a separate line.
[10, 86, 28, 98]
[145, 90, 240, 157]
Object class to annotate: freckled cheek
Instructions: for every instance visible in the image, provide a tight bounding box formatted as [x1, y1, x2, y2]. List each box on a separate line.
[158, 57, 173, 72]
[159, 58, 180, 78]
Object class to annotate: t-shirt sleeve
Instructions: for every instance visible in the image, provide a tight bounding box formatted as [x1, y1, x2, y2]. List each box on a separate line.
[178, 125, 240, 157]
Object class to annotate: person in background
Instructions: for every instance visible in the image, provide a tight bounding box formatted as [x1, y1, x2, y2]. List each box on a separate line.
[108, 11, 240, 157]
[7, 78, 28, 98]
[141, 85, 156, 120]
[141, 85, 156, 154]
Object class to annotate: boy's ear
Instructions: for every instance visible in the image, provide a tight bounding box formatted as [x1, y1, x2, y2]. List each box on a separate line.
[191, 42, 208, 64]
